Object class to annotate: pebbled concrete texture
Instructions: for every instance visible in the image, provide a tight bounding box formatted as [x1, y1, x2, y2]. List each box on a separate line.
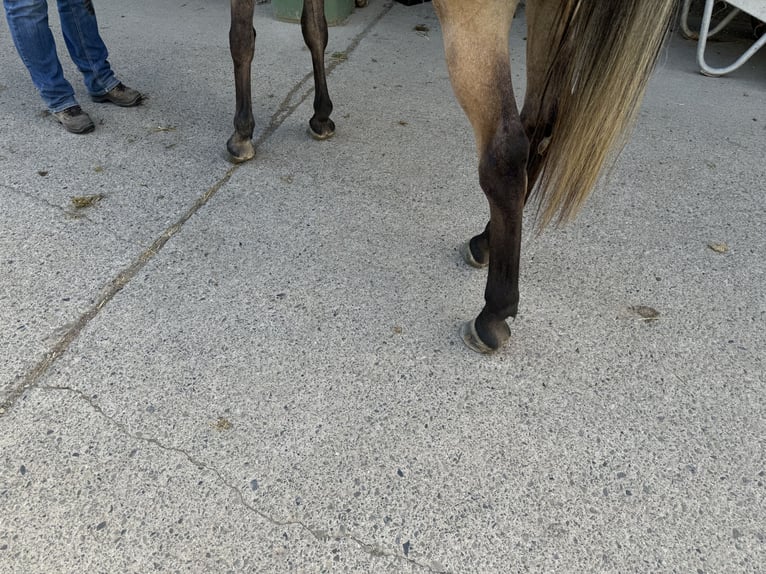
[1, 1, 765, 573]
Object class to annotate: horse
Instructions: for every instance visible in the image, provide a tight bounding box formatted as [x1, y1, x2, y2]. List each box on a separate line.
[227, 0, 678, 353]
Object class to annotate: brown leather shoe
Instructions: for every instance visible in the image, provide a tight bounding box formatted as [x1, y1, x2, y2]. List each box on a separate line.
[52, 105, 95, 134]
[91, 82, 143, 107]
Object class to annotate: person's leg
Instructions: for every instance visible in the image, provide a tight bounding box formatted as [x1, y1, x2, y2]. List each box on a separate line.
[55, 0, 118, 96]
[3, 0, 79, 112]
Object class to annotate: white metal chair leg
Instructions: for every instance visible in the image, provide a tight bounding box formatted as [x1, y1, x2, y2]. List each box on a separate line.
[681, 0, 742, 40]
[697, 0, 766, 76]
[681, 0, 699, 39]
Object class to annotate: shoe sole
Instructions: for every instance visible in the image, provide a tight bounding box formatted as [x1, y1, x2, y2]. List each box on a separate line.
[91, 94, 142, 107]
[53, 116, 95, 134]
[60, 123, 95, 134]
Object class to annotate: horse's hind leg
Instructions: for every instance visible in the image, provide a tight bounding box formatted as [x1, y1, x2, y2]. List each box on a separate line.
[460, 221, 490, 269]
[461, 0, 565, 267]
[228, 0, 256, 162]
[302, 0, 335, 140]
[435, 0, 528, 353]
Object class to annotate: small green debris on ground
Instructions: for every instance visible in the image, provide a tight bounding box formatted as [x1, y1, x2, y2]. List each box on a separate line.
[71, 194, 105, 209]
[708, 242, 729, 254]
[214, 417, 233, 431]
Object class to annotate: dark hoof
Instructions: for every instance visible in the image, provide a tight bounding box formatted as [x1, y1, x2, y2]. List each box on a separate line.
[355, 0, 368, 6]
[308, 126, 334, 141]
[308, 118, 335, 141]
[460, 317, 510, 354]
[226, 135, 256, 164]
[460, 240, 488, 269]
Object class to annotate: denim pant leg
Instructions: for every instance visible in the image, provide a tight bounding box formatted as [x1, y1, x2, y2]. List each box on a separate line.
[3, 0, 78, 112]
[56, 0, 118, 96]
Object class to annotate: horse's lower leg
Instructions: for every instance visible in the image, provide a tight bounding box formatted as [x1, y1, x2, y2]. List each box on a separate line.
[464, 117, 528, 352]
[302, 0, 335, 139]
[435, 0, 526, 352]
[228, 0, 256, 162]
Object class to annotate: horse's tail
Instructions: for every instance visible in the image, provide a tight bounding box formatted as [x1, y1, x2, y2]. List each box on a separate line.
[528, 0, 678, 228]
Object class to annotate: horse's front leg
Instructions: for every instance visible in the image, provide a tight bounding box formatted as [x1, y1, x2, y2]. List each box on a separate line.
[228, 0, 257, 162]
[435, 0, 526, 353]
[302, 0, 335, 139]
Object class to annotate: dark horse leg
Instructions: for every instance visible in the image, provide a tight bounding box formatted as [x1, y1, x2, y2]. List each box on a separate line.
[302, 0, 335, 140]
[435, 0, 528, 353]
[228, 0, 256, 162]
[227, 0, 334, 161]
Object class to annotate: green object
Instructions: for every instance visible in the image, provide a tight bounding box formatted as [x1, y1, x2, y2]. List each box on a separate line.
[273, 0, 354, 26]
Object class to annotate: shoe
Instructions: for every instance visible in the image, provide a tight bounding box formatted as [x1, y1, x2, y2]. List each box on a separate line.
[52, 105, 95, 134]
[91, 82, 143, 107]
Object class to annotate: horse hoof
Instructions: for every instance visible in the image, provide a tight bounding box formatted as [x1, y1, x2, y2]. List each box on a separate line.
[460, 317, 510, 354]
[460, 319, 497, 354]
[227, 137, 256, 164]
[228, 150, 255, 164]
[308, 125, 335, 141]
[308, 116, 335, 141]
[460, 241, 488, 269]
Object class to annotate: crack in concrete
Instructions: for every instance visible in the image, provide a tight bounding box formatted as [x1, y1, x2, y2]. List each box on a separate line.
[0, 181, 144, 248]
[43, 384, 446, 573]
[1, 181, 69, 214]
[0, 1, 395, 419]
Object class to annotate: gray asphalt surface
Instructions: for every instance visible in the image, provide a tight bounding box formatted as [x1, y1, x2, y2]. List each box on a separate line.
[1, 1, 764, 572]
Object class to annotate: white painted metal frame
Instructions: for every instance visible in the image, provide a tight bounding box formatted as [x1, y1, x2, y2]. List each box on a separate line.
[680, 0, 766, 76]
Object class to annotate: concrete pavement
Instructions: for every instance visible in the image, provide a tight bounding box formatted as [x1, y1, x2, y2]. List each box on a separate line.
[1, 1, 764, 572]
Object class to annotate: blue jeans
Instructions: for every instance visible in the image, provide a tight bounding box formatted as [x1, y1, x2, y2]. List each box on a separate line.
[3, 0, 119, 112]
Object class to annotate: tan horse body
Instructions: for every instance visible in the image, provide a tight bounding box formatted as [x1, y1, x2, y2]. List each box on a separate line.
[228, 0, 677, 353]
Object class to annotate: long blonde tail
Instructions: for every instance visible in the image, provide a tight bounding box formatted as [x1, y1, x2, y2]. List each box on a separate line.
[530, 1, 678, 227]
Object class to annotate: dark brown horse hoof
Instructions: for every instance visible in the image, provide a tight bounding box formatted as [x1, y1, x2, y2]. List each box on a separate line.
[226, 136, 256, 163]
[460, 240, 488, 269]
[308, 116, 335, 141]
[460, 318, 510, 354]
[460, 319, 498, 354]
[355, 0, 368, 6]
[308, 125, 335, 141]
